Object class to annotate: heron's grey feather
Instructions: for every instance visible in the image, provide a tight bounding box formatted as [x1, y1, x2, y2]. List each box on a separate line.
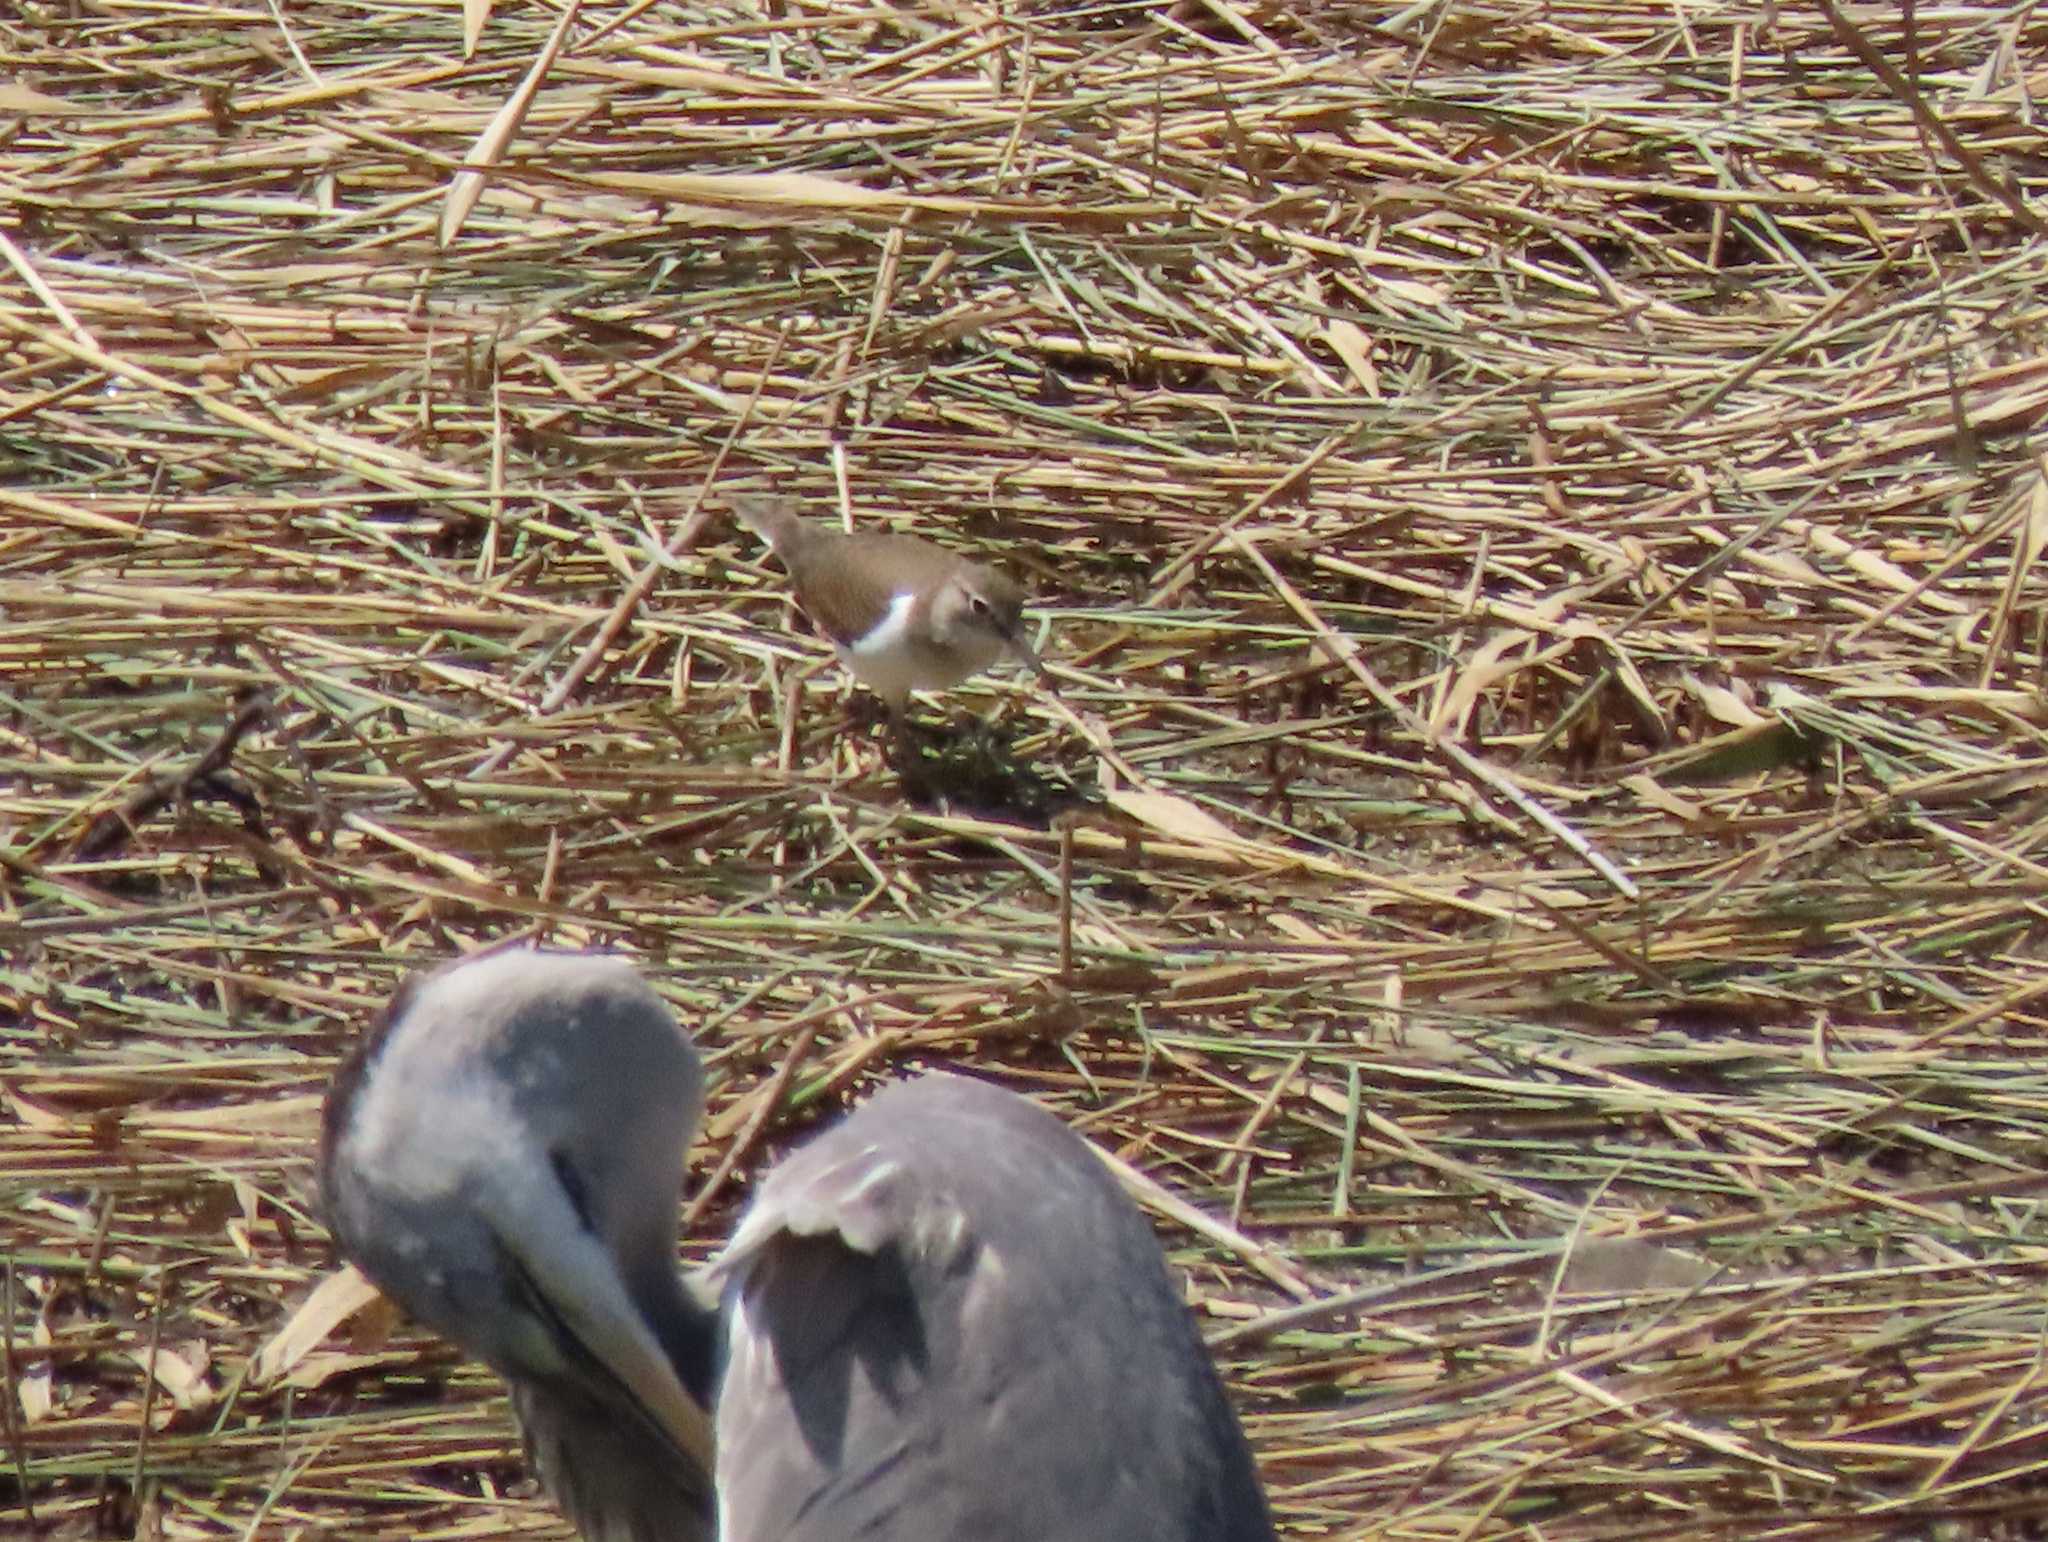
[516, 1379, 714, 1542]
[712, 1072, 1274, 1542]
[715, 1149, 942, 1267]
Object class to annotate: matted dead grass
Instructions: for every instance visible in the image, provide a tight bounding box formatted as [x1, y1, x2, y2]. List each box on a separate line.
[6, 0, 2048, 1536]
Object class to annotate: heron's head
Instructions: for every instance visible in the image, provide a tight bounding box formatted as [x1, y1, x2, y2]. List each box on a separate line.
[320, 949, 715, 1477]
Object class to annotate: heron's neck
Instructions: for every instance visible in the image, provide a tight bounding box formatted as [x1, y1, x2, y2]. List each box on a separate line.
[626, 1254, 722, 1407]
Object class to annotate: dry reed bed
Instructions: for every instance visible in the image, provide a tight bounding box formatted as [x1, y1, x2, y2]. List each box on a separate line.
[5, 0, 2048, 1536]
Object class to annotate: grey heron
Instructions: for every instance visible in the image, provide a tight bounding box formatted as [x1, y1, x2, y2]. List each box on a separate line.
[320, 948, 1275, 1542]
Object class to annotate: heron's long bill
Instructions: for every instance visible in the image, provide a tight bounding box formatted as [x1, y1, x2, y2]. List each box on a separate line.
[501, 1210, 716, 1483]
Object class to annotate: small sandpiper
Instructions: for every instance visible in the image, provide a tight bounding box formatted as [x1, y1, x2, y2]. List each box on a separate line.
[733, 497, 1050, 736]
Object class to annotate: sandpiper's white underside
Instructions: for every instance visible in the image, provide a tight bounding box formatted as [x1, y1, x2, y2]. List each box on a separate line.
[837, 591, 1005, 705]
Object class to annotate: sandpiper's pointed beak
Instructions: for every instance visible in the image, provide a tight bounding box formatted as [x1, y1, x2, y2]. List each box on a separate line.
[1003, 622, 1055, 689]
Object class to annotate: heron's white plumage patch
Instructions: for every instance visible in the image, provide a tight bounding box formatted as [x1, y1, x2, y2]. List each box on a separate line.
[715, 1146, 915, 1272]
[719, 1286, 769, 1533]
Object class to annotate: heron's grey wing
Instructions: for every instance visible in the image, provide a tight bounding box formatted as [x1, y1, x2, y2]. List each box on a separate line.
[706, 1074, 1274, 1542]
[708, 1139, 955, 1541]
